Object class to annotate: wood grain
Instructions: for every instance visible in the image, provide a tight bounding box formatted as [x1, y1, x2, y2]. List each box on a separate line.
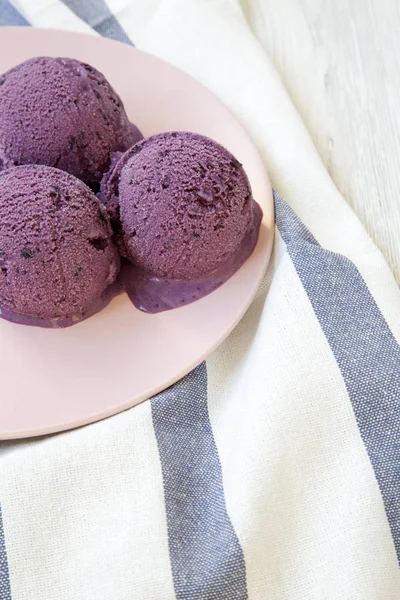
[241, 0, 400, 282]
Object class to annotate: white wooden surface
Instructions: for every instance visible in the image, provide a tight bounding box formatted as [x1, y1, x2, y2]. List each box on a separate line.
[242, 0, 400, 283]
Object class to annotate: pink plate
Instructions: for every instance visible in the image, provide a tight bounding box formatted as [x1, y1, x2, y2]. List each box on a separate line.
[0, 28, 274, 439]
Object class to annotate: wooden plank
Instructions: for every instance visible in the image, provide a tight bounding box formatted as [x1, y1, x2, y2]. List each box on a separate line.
[243, 0, 400, 282]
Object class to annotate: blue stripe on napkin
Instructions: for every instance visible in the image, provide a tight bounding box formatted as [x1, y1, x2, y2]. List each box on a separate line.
[0, 0, 29, 26]
[0, 506, 12, 600]
[275, 189, 400, 561]
[60, 0, 132, 44]
[151, 363, 248, 600]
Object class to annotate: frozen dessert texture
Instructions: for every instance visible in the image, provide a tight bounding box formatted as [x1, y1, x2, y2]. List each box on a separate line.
[0, 57, 142, 184]
[0, 53, 262, 323]
[0, 165, 120, 320]
[100, 132, 258, 279]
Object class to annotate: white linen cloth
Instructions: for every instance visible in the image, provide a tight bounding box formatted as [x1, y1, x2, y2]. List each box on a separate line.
[1, 1, 400, 598]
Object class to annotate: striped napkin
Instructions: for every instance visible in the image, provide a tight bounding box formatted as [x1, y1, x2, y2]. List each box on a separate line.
[1, 1, 400, 598]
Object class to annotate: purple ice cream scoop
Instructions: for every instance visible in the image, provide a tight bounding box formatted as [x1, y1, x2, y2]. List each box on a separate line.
[0, 57, 143, 184]
[0, 165, 120, 322]
[100, 132, 258, 280]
